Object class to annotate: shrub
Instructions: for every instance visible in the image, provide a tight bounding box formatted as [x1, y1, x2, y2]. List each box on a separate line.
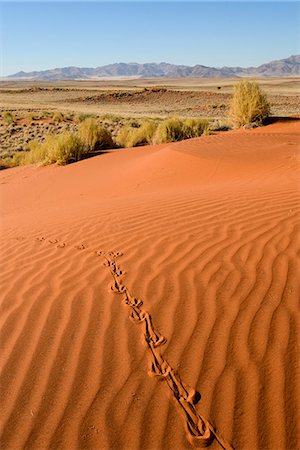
[182, 118, 209, 138]
[2, 111, 14, 125]
[101, 113, 122, 123]
[79, 118, 113, 151]
[16, 133, 85, 166]
[25, 140, 49, 164]
[76, 112, 94, 122]
[27, 112, 36, 122]
[117, 120, 157, 147]
[116, 126, 132, 147]
[43, 133, 85, 164]
[154, 117, 209, 144]
[229, 80, 270, 127]
[154, 117, 185, 144]
[52, 112, 64, 122]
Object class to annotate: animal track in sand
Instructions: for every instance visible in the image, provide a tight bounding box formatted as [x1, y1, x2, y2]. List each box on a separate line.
[33, 236, 233, 448]
[98, 250, 234, 450]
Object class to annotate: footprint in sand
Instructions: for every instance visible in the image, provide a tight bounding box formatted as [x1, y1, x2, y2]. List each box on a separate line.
[74, 244, 85, 250]
[57, 242, 66, 248]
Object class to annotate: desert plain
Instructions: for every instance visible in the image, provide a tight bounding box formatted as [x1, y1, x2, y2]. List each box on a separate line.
[0, 78, 300, 450]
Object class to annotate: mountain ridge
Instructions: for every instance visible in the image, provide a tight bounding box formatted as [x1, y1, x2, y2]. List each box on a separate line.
[7, 55, 300, 80]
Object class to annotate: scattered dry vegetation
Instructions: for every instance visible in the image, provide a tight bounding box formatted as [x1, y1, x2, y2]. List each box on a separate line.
[5, 133, 85, 167]
[1, 112, 216, 168]
[2, 111, 15, 125]
[0, 80, 276, 169]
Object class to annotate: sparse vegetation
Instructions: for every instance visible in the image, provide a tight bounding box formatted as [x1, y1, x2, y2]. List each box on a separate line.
[4, 132, 85, 166]
[27, 112, 36, 122]
[229, 80, 270, 127]
[2, 111, 15, 125]
[0, 109, 217, 169]
[52, 112, 64, 123]
[76, 113, 94, 122]
[79, 118, 113, 151]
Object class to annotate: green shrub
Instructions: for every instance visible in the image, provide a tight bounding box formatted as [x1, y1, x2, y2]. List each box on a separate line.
[229, 80, 270, 127]
[79, 118, 113, 151]
[2, 111, 14, 125]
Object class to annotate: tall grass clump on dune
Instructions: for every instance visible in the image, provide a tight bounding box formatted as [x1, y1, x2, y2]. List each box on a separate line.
[154, 117, 210, 144]
[79, 118, 113, 151]
[116, 120, 157, 147]
[154, 117, 185, 144]
[11, 133, 85, 166]
[229, 80, 270, 128]
[43, 133, 85, 164]
[182, 118, 209, 138]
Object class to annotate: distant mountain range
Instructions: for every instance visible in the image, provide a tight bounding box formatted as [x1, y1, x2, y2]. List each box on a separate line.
[8, 55, 300, 80]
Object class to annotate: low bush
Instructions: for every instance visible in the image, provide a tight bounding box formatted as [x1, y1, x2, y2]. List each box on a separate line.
[79, 118, 113, 151]
[12, 133, 85, 166]
[182, 118, 209, 138]
[52, 112, 64, 122]
[101, 113, 122, 123]
[76, 112, 94, 122]
[2, 111, 14, 125]
[229, 80, 270, 127]
[154, 117, 210, 144]
[117, 120, 157, 147]
[154, 117, 185, 144]
[44, 133, 85, 164]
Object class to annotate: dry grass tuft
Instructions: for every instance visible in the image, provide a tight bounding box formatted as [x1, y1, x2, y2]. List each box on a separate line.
[116, 120, 157, 147]
[182, 118, 210, 138]
[2, 111, 15, 125]
[79, 118, 113, 151]
[52, 112, 64, 123]
[229, 80, 270, 127]
[154, 117, 210, 144]
[7, 133, 85, 166]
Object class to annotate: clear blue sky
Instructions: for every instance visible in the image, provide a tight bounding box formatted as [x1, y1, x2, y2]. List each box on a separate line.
[1, 1, 299, 75]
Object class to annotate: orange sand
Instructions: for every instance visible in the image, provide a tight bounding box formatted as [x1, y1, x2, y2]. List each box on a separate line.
[1, 119, 300, 450]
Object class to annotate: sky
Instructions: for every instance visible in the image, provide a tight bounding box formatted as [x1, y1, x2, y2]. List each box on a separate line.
[0, 1, 299, 76]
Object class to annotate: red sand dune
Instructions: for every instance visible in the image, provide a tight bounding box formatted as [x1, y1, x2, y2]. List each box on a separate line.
[1, 119, 300, 450]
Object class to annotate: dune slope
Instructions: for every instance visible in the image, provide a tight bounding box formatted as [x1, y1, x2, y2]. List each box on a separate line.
[1, 119, 300, 450]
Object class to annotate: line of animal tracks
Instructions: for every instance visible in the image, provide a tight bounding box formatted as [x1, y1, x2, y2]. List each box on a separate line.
[97, 249, 234, 449]
[34, 236, 233, 448]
